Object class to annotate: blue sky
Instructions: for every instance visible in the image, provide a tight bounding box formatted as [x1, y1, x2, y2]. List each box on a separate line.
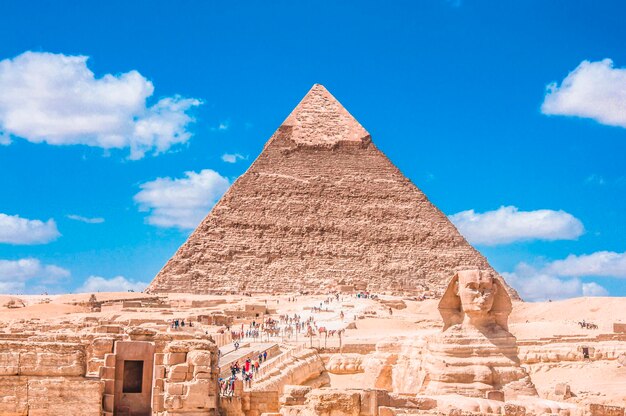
[0, 1, 625, 299]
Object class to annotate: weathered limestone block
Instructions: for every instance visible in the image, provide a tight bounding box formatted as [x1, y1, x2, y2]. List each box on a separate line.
[586, 403, 626, 416]
[0, 352, 20, 376]
[326, 353, 364, 374]
[280, 385, 313, 406]
[506, 396, 578, 415]
[0, 376, 27, 416]
[19, 349, 85, 376]
[304, 389, 361, 416]
[0, 342, 86, 377]
[90, 337, 115, 358]
[435, 394, 506, 414]
[27, 378, 103, 416]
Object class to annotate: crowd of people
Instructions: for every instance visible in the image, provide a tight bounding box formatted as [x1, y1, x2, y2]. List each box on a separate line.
[218, 292, 379, 396]
[219, 351, 270, 395]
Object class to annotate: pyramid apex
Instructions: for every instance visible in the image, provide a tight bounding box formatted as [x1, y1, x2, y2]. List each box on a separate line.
[281, 84, 371, 146]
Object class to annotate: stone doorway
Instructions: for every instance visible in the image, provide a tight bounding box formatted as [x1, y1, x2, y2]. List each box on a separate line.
[113, 341, 155, 416]
[582, 346, 590, 359]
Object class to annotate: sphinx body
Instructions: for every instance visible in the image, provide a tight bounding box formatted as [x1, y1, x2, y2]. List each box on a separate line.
[418, 270, 537, 400]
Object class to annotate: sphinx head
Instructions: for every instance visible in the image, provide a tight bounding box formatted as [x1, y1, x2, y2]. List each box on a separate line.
[457, 270, 497, 315]
[438, 270, 512, 331]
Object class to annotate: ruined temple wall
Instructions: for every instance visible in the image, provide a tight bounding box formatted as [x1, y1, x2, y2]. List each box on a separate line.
[519, 340, 626, 364]
[0, 341, 103, 415]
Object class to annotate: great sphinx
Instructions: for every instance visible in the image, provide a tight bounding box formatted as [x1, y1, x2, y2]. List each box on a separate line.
[417, 270, 537, 400]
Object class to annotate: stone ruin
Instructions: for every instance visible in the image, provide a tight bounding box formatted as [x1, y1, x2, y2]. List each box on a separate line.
[146, 84, 519, 299]
[0, 271, 623, 415]
[0, 321, 221, 416]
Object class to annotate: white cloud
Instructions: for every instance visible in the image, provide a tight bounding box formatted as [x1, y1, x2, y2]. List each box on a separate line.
[449, 206, 584, 245]
[545, 251, 626, 278]
[504, 267, 584, 302]
[0, 258, 70, 293]
[584, 174, 606, 186]
[582, 282, 609, 297]
[221, 153, 247, 163]
[0, 213, 60, 244]
[542, 58, 626, 128]
[134, 169, 230, 229]
[503, 251, 626, 301]
[67, 214, 105, 224]
[76, 275, 147, 293]
[0, 51, 201, 159]
[211, 121, 230, 131]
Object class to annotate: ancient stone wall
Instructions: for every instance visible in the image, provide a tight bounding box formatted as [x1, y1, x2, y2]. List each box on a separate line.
[153, 340, 219, 415]
[0, 340, 103, 416]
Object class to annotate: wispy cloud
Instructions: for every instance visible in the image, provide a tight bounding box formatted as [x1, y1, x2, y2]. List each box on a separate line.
[134, 169, 230, 229]
[544, 251, 626, 278]
[211, 120, 230, 132]
[221, 153, 247, 163]
[542, 58, 626, 129]
[504, 250, 626, 301]
[0, 258, 70, 294]
[584, 174, 606, 186]
[0, 213, 60, 245]
[75, 275, 148, 293]
[504, 265, 608, 302]
[449, 206, 584, 245]
[67, 214, 105, 224]
[0, 51, 201, 159]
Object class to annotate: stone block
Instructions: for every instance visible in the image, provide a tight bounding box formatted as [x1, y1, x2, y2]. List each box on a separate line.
[90, 337, 114, 357]
[154, 364, 166, 379]
[165, 352, 187, 365]
[19, 348, 85, 376]
[166, 382, 184, 395]
[0, 376, 28, 415]
[187, 350, 212, 367]
[104, 353, 116, 367]
[587, 403, 625, 416]
[504, 403, 527, 416]
[153, 393, 164, 412]
[27, 378, 103, 416]
[102, 393, 114, 411]
[99, 366, 115, 379]
[154, 353, 165, 365]
[0, 352, 19, 376]
[193, 365, 211, 376]
[486, 390, 505, 401]
[104, 379, 114, 394]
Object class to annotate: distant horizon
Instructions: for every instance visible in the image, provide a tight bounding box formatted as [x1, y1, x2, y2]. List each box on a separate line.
[0, 1, 624, 300]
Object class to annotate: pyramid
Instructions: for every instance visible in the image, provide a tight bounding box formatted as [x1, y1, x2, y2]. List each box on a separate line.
[146, 84, 519, 299]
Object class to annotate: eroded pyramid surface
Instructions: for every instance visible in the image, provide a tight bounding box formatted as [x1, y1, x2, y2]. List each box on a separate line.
[146, 85, 518, 299]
